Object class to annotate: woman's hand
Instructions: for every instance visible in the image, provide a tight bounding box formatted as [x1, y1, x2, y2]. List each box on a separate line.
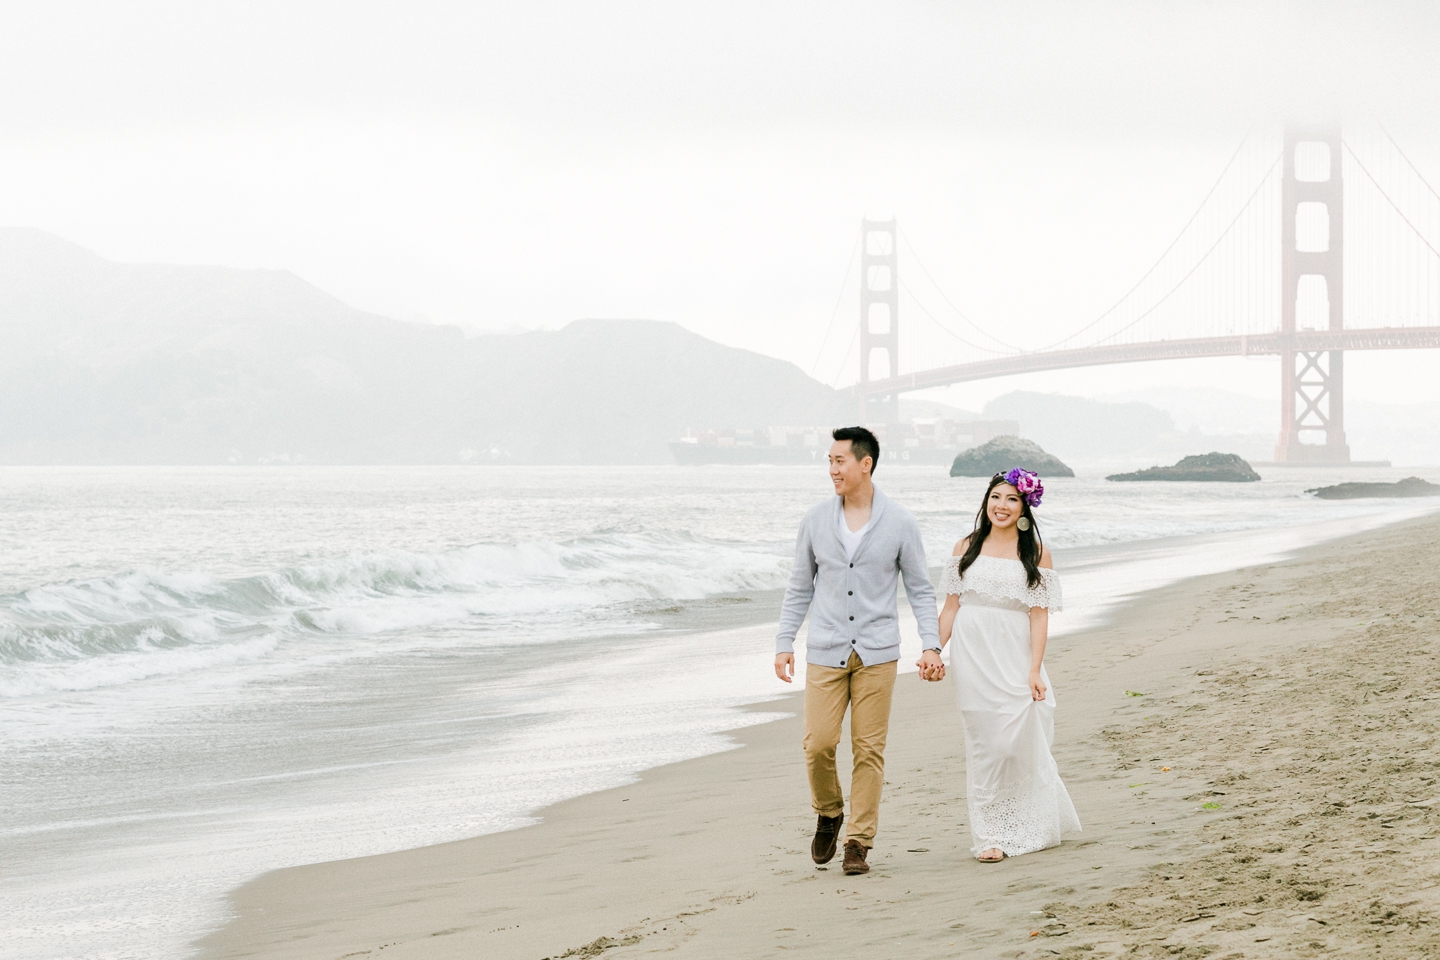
[917, 649, 945, 681]
[1028, 670, 1047, 701]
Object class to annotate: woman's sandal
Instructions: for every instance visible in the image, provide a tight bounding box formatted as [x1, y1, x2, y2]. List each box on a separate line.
[977, 848, 1006, 863]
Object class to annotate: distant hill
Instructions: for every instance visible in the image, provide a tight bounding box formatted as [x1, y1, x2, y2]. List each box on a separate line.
[980, 389, 1285, 465]
[982, 391, 1180, 460]
[1104, 385, 1440, 466]
[0, 228, 849, 464]
[900, 398, 978, 421]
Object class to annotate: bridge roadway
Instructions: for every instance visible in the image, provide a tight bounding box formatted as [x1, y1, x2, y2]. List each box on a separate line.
[849, 325, 1440, 397]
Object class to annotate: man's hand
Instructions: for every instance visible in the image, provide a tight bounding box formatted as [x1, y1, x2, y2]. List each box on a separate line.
[775, 653, 795, 683]
[917, 649, 945, 682]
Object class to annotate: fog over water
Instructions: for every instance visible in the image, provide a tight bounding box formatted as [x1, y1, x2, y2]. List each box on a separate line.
[3, 1, 1440, 423]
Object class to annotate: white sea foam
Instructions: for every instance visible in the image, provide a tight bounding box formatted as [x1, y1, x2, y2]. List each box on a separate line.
[0, 534, 791, 699]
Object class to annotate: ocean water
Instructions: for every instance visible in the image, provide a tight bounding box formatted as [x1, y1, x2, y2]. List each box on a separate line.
[2, 464, 1438, 960]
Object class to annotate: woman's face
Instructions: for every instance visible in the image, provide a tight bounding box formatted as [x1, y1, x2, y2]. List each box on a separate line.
[986, 482, 1024, 530]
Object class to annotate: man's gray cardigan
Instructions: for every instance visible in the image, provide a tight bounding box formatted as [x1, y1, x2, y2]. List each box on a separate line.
[776, 486, 941, 668]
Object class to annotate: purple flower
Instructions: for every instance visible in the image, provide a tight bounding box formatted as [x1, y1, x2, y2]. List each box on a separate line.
[1002, 467, 1045, 508]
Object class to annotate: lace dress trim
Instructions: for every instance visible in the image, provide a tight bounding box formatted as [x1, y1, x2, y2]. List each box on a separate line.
[967, 778, 1082, 857]
[938, 555, 1062, 611]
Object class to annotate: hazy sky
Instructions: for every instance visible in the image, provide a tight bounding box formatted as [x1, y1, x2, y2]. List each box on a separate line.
[4, 1, 1440, 410]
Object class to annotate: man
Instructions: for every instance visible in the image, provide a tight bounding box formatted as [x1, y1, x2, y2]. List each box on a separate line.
[774, 426, 944, 876]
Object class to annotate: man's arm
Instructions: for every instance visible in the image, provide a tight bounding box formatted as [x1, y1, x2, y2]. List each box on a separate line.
[774, 516, 818, 681]
[898, 520, 941, 651]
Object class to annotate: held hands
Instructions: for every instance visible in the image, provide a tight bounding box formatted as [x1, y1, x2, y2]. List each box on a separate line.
[778, 651, 947, 683]
[1029, 670, 1047, 701]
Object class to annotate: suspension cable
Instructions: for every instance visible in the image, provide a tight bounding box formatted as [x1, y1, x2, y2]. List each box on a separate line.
[809, 229, 861, 378]
[1375, 118, 1440, 209]
[896, 228, 1022, 352]
[1091, 153, 1281, 346]
[1344, 140, 1440, 263]
[830, 321, 860, 388]
[1038, 130, 1255, 351]
[898, 277, 1005, 354]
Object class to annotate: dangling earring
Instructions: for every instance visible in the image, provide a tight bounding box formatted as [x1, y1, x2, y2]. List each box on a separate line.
[1016, 516, 1031, 531]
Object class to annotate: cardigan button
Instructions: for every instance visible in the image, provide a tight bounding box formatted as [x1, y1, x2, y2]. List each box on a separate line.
[848, 616, 855, 621]
[847, 590, 853, 595]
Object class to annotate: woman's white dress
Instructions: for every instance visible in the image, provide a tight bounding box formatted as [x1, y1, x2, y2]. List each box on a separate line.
[940, 555, 1081, 857]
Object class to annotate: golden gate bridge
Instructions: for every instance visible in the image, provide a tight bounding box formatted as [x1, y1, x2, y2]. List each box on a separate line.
[834, 123, 1440, 463]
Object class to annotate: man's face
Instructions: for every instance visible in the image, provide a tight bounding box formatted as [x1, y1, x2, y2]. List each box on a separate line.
[828, 440, 871, 496]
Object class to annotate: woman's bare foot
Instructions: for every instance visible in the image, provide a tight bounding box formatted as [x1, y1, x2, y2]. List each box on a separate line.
[977, 848, 1006, 862]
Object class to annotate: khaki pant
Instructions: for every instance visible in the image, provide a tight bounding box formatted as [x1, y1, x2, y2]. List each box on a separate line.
[802, 651, 898, 849]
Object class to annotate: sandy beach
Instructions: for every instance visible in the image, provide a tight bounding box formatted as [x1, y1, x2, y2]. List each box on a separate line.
[198, 514, 1440, 960]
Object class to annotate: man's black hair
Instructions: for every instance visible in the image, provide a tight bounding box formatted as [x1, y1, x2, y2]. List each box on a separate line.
[832, 426, 880, 475]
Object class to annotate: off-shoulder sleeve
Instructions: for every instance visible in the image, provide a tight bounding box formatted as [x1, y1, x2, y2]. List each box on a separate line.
[938, 555, 964, 596]
[1033, 568, 1063, 612]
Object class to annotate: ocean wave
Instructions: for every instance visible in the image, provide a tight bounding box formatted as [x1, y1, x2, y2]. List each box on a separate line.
[0, 534, 791, 697]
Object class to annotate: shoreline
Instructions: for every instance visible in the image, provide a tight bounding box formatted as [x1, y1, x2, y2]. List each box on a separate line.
[198, 510, 1440, 959]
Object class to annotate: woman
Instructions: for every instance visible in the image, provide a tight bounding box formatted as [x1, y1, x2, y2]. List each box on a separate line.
[938, 468, 1080, 862]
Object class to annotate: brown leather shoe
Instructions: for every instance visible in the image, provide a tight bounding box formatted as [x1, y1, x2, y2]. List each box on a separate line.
[811, 813, 844, 864]
[842, 839, 870, 875]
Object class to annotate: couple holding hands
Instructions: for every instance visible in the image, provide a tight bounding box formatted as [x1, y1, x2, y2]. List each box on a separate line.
[773, 426, 1080, 875]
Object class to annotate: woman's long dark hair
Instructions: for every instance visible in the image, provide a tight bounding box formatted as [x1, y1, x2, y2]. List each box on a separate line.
[958, 473, 1043, 587]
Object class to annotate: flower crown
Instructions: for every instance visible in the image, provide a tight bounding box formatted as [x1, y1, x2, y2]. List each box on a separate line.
[1001, 467, 1044, 508]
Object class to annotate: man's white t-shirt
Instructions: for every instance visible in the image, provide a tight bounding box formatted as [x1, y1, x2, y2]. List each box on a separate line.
[837, 509, 875, 561]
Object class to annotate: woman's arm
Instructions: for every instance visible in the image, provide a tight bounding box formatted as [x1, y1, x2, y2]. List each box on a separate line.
[1027, 607, 1049, 701]
[939, 594, 959, 648]
[939, 536, 969, 649]
[919, 537, 967, 679]
[1028, 545, 1054, 700]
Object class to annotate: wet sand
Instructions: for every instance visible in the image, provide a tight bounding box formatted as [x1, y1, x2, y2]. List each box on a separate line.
[198, 514, 1440, 959]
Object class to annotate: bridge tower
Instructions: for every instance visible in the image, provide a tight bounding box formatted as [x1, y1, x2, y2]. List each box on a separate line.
[859, 218, 900, 424]
[1276, 126, 1350, 462]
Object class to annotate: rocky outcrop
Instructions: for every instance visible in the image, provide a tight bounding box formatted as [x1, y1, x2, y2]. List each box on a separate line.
[1106, 452, 1261, 482]
[949, 436, 1075, 478]
[1307, 476, 1440, 500]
